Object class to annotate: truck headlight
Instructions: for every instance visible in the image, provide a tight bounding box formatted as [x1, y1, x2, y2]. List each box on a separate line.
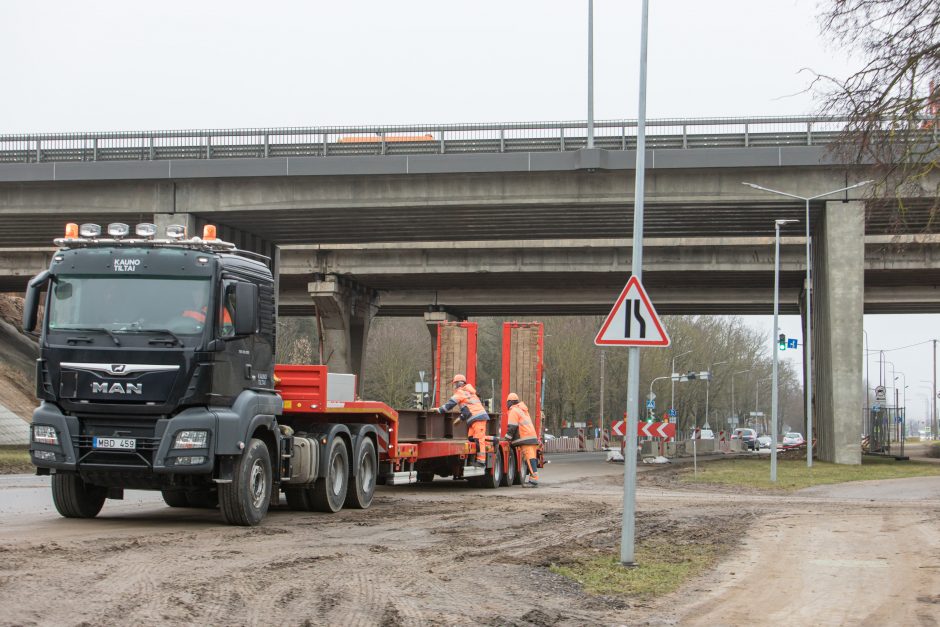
[174, 430, 208, 449]
[33, 450, 56, 461]
[32, 425, 59, 446]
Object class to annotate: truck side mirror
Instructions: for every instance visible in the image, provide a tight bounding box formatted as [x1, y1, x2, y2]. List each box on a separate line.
[233, 281, 258, 336]
[23, 270, 50, 333]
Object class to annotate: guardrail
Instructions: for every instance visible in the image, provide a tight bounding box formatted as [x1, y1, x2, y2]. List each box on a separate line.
[0, 116, 869, 164]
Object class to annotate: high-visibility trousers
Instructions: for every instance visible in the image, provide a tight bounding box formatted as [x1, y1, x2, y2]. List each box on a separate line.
[520, 444, 539, 482]
[468, 420, 487, 463]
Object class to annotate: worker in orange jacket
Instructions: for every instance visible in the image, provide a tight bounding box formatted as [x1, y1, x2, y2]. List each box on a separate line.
[436, 374, 490, 467]
[504, 392, 540, 487]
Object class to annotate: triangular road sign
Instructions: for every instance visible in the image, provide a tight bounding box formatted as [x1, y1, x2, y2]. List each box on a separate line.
[595, 276, 670, 346]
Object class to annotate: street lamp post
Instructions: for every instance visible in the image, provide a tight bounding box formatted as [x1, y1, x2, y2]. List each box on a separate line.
[771, 218, 797, 481]
[731, 369, 751, 432]
[706, 360, 728, 430]
[742, 179, 873, 468]
[671, 349, 693, 419]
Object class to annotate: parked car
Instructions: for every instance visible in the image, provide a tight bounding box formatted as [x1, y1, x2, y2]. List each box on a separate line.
[782, 432, 805, 446]
[732, 428, 760, 451]
[757, 434, 773, 449]
[543, 432, 556, 441]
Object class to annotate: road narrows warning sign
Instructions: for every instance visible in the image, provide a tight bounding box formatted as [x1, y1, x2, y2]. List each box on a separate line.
[595, 276, 670, 346]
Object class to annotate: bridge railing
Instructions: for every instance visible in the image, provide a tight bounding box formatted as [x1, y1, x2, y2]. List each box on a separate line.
[0, 116, 928, 164]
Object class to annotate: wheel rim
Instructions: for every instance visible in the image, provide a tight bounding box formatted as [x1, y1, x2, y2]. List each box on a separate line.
[493, 452, 502, 484]
[360, 450, 375, 492]
[249, 458, 267, 509]
[331, 451, 344, 495]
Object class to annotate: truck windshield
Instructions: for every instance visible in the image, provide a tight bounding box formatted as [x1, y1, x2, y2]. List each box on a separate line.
[48, 275, 212, 337]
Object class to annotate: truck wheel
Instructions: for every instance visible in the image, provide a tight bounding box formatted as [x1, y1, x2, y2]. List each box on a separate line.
[311, 437, 348, 513]
[284, 486, 314, 511]
[219, 438, 272, 526]
[344, 438, 377, 510]
[416, 471, 435, 483]
[161, 489, 190, 508]
[475, 448, 502, 489]
[52, 472, 106, 518]
[501, 447, 516, 487]
[512, 450, 524, 486]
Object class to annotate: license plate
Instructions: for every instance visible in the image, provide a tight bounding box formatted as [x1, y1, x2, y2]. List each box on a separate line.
[93, 437, 136, 450]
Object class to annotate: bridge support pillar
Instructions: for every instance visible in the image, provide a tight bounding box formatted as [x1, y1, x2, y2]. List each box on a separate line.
[308, 275, 378, 380]
[813, 200, 865, 464]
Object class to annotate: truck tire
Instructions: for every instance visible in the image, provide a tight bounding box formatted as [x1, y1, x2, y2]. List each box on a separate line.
[501, 447, 517, 487]
[416, 471, 435, 483]
[311, 437, 348, 513]
[162, 489, 190, 508]
[474, 448, 502, 489]
[284, 486, 314, 511]
[512, 449, 524, 486]
[219, 438, 272, 526]
[52, 472, 106, 518]
[344, 438, 377, 510]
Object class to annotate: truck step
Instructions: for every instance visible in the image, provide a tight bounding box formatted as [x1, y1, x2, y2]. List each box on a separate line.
[384, 471, 417, 485]
[461, 466, 485, 478]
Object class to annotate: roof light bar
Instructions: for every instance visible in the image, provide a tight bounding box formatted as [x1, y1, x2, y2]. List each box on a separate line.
[135, 223, 157, 238]
[107, 223, 130, 238]
[79, 223, 101, 238]
[64, 223, 79, 239]
[166, 224, 186, 240]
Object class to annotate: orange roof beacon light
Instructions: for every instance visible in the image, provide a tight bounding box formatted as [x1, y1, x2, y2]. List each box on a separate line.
[165, 224, 186, 240]
[202, 224, 218, 240]
[64, 223, 79, 239]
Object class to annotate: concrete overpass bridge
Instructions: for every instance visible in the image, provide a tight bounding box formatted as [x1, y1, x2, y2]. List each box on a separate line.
[1, 116, 938, 465]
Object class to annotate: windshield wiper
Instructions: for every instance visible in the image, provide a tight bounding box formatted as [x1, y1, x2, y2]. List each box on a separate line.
[58, 327, 121, 346]
[117, 328, 184, 346]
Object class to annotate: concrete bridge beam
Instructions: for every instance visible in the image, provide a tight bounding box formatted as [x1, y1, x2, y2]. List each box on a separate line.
[307, 275, 379, 379]
[814, 200, 865, 464]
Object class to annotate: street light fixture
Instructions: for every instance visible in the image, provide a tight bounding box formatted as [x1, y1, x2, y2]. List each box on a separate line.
[743, 179, 873, 469]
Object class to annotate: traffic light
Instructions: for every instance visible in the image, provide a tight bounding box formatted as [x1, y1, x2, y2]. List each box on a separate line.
[778, 333, 787, 351]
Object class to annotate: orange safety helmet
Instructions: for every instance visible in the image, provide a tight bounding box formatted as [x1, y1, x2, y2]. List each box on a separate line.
[506, 392, 519, 402]
[452, 374, 467, 385]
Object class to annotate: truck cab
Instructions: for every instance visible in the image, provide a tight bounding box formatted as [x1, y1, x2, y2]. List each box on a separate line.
[25, 222, 283, 524]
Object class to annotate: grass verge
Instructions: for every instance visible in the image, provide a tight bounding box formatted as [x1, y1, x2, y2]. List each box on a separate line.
[550, 541, 719, 600]
[680, 456, 940, 491]
[0, 445, 31, 474]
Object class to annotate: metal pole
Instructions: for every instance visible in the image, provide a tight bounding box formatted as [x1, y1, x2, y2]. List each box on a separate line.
[805, 197, 813, 467]
[587, 0, 594, 149]
[599, 350, 605, 438]
[933, 339, 937, 440]
[771, 220, 783, 481]
[621, 0, 649, 568]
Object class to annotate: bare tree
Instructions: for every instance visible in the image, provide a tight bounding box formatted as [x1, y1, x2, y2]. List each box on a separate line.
[815, 0, 940, 220]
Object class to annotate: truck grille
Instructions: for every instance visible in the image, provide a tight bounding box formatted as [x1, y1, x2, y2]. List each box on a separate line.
[76, 417, 161, 469]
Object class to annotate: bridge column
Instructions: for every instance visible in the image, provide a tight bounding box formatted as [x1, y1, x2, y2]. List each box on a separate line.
[308, 275, 378, 379]
[813, 200, 865, 464]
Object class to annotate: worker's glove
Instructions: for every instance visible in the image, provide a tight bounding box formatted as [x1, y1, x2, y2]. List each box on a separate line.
[452, 417, 462, 426]
[503, 434, 512, 441]
[436, 407, 445, 414]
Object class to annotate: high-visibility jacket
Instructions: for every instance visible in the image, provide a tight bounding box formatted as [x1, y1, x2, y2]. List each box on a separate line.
[441, 383, 489, 425]
[506, 402, 538, 446]
[182, 306, 232, 326]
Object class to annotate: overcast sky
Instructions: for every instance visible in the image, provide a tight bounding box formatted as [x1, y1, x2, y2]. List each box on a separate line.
[2, 1, 937, 426]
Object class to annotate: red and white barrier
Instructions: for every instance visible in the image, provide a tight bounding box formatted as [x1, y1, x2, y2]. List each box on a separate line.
[577, 428, 586, 451]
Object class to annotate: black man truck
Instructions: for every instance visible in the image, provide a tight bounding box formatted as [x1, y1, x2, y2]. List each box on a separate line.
[25, 221, 543, 525]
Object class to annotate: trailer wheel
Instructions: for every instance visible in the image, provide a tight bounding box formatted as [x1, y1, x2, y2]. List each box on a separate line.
[475, 448, 502, 489]
[501, 447, 517, 487]
[52, 472, 106, 518]
[344, 438, 377, 510]
[416, 471, 435, 483]
[311, 437, 348, 513]
[219, 438, 271, 526]
[161, 489, 189, 508]
[512, 449, 524, 485]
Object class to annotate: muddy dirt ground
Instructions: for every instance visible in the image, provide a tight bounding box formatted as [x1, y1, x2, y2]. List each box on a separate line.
[1, 455, 938, 626]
